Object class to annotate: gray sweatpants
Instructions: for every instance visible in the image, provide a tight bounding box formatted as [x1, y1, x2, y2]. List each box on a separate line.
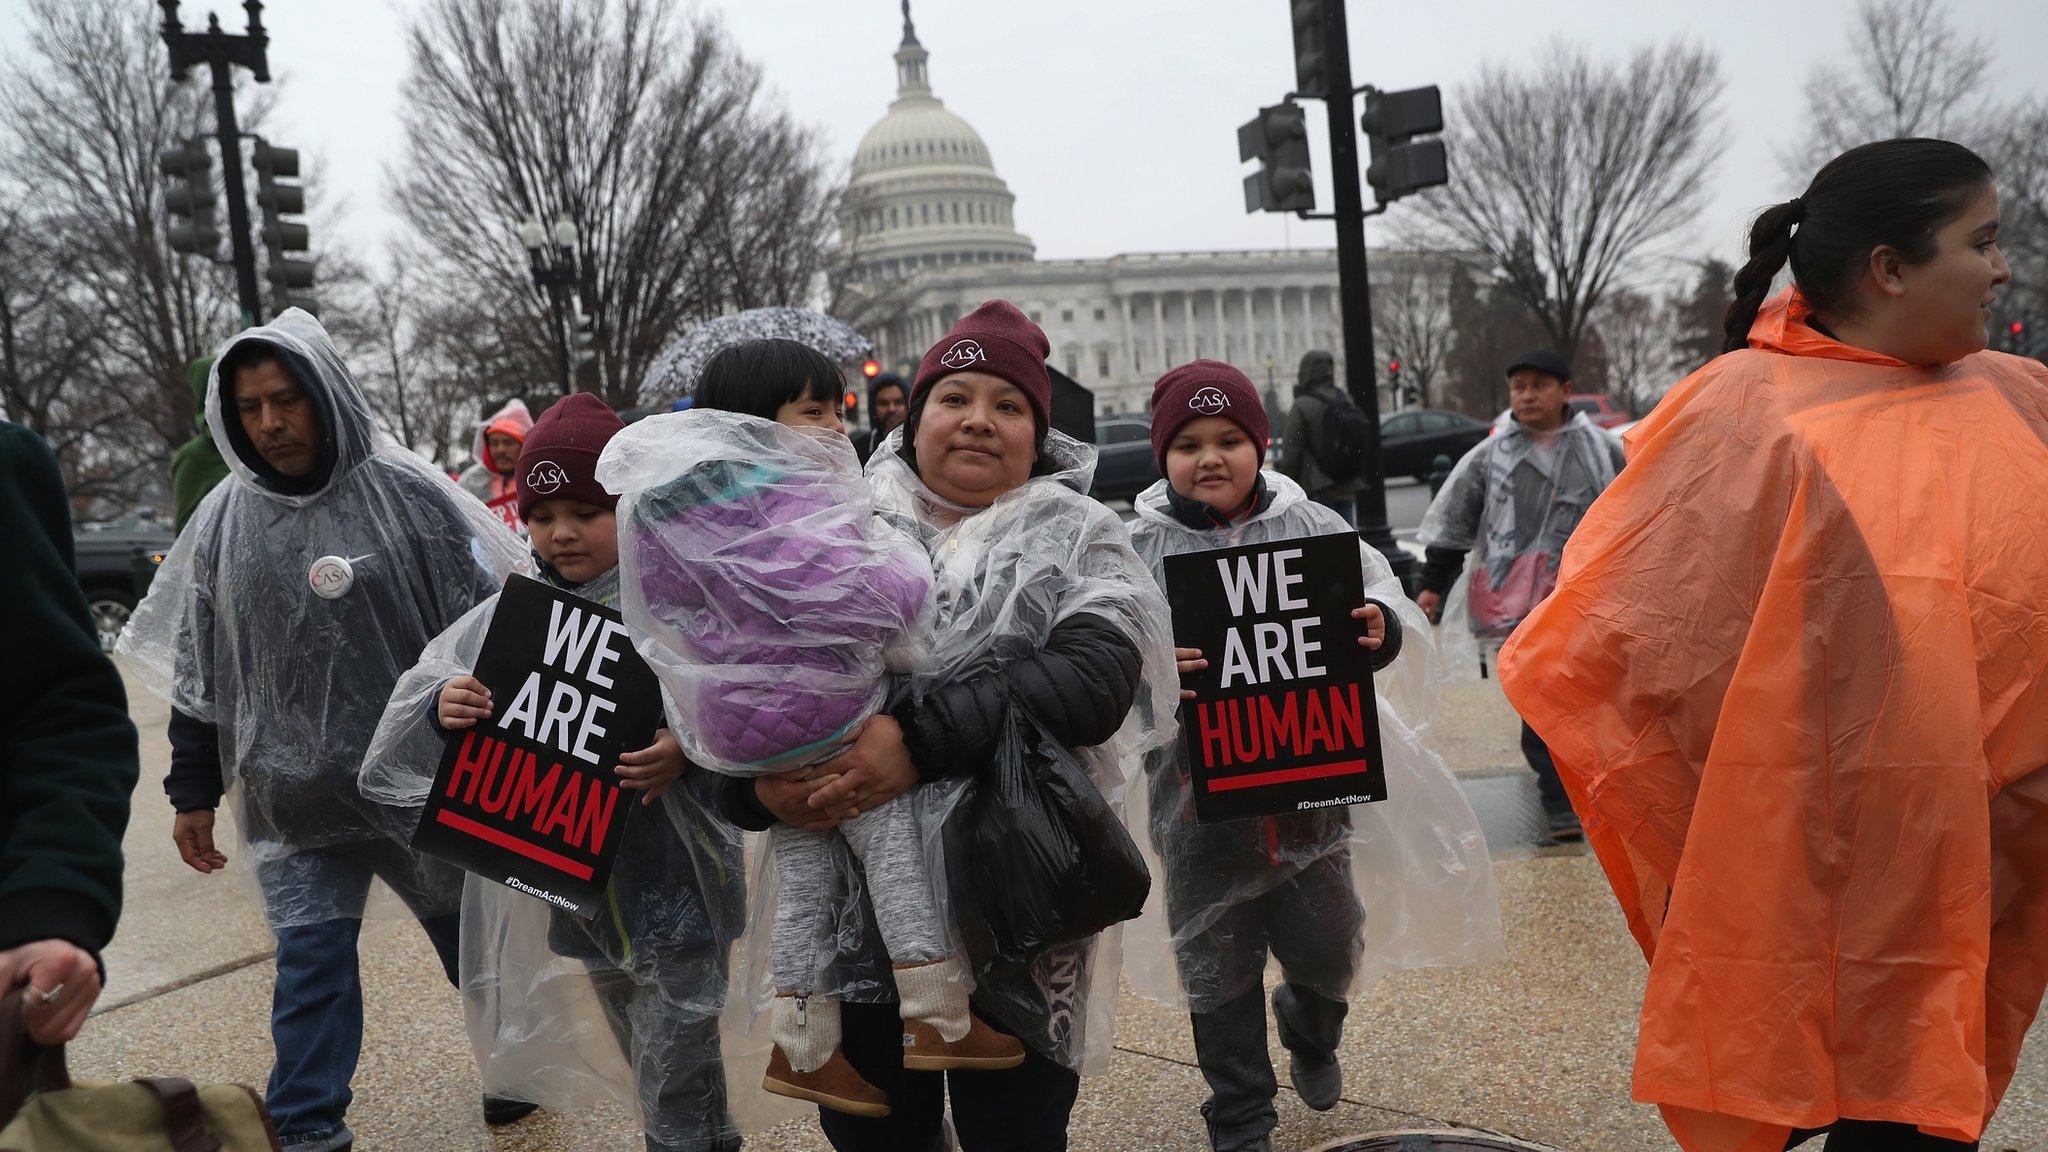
[770, 792, 950, 994]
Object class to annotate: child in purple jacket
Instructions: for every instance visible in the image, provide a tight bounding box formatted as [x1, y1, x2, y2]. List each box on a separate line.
[598, 340, 1026, 1119]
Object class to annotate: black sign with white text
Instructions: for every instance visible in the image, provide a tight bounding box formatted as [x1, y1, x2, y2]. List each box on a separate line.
[1165, 533, 1386, 824]
[413, 575, 659, 917]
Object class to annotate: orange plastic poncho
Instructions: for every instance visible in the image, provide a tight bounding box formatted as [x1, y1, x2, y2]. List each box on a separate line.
[1499, 288, 2048, 1151]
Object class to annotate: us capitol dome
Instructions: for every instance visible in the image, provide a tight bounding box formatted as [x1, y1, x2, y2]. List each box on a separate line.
[839, 3, 1444, 417]
[840, 3, 1035, 280]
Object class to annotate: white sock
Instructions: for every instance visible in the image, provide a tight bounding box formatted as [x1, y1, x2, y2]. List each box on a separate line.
[892, 956, 971, 1043]
[772, 994, 841, 1074]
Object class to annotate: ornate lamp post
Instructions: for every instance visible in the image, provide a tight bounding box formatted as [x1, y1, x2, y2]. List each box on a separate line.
[519, 215, 580, 394]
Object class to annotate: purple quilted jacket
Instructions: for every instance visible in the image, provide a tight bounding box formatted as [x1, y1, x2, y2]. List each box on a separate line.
[625, 456, 931, 773]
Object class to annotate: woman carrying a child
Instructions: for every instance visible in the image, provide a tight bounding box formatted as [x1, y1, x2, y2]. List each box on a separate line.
[648, 304, 1176, 1152]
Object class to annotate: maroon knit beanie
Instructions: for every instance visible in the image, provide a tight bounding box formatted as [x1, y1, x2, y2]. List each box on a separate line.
[1149, 360, 1270, 473]
[912, 300, 1052, 427]
[516, 393, 626, 520]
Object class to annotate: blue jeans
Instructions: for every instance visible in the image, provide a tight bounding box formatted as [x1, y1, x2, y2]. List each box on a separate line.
[259, 841, 461, 1150]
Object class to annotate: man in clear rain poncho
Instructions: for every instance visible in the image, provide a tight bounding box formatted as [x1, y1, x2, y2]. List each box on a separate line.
[1413, 349, 1624, 841]
[1121, 361, 1502, 1152]
[118, 309, 531, 1152]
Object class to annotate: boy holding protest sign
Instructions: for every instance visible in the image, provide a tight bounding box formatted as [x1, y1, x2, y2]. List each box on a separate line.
[1124, 362, 1501, 1152]
[363, 393, 748, 1152]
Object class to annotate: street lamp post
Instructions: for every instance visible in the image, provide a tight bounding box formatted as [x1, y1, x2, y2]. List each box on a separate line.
[158, 0, 270, 326]
[520, 215, 580, 394]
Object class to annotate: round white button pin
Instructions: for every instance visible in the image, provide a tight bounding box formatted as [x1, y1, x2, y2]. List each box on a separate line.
[308, 555, 355, 599]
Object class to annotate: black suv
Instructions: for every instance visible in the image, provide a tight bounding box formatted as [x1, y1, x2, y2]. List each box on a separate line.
[74, 516, 174, 652]
[1089, 415, 1160, 504]
[1379, 408, 1491, 483]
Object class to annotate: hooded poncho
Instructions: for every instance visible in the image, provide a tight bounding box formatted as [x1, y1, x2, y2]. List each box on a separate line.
[119, 309, 529, 928]
[730, 426, 1180, 1075]
[1120, 471, 1501, 1013]
[1499, 289, 2048, 1150]
[459, 398, 534, 532]
[1417, 408, 1624, 676]
[359, 565, 772, 1148]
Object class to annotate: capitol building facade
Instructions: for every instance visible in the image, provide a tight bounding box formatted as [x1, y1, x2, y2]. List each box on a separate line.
[840, 6, 1444, 416]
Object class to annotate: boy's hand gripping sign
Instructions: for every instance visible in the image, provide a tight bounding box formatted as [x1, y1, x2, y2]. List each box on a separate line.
[414, 575, 661, 917]
[1165, 533, 1386, 824]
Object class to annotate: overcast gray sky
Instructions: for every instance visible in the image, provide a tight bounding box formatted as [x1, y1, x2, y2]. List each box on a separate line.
[5, 0, 2046, 283]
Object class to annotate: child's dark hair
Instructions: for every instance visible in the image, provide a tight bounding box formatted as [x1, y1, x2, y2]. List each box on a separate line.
[692, 338, 846, 420]
[1722, 138, 1993, 353]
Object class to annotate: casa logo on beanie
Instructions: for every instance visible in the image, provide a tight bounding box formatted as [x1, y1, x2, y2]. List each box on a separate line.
[938, 339, 986, 370]
[525, 459, 570, 494]
[1190, 386, 1230, 415]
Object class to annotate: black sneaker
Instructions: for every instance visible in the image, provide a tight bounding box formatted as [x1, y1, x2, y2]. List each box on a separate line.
[1546, 809, 1584, 843]
[1271, 986, 1342, 1111]
[483, 1094, 540, 1126]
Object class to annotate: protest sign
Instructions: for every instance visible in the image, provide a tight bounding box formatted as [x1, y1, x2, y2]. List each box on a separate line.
[414, 574, 660, 917]
[1165, 532, 1386, 824]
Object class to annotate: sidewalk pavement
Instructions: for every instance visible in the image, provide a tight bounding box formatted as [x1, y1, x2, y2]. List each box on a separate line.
[73, 666, 2048, 1151]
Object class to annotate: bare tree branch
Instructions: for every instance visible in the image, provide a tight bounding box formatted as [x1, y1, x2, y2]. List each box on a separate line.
[1401, 39, 1725, 361]
[1791, 0, 1994, 172]
[389, 0, 842, 408]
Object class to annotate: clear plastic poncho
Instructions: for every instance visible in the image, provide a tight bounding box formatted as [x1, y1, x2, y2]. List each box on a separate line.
[118, 309, 530, 929]
[359, 566, 773, 1150]
[1121, 472, 1502, 1014]
[595, 409, 933, 778]
[1416, 412, 1624, 679]
[730, 427, 1180, 1076]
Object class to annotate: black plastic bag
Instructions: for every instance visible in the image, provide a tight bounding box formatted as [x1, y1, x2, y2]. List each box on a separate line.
[945, 711, 1152, 969]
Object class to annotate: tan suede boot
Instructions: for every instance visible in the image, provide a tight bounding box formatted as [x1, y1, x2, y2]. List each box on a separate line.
[763, 1046, 890, 1118]
[762, 995, 890, 1118]
[901, 1013, 1027, 1072]
[894, 955, 1024, 1071]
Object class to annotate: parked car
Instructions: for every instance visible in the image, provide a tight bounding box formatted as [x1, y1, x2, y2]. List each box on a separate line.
[1090, 414, 1160, 504]
[74, 516, 173, 652]
[1379, 408, 1491, 482]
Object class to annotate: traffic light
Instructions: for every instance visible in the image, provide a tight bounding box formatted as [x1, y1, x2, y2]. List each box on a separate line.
[844, 389, 860, 417]
[253, 142, 316, 313]
[572, 312, 598, 370]
[861, 359, 881, 379]
[1361, 85, 1449, 204]
[1237, 102, 1314, 214]
[159, 137, 220, 256]
[1289, 0, 1326, 97]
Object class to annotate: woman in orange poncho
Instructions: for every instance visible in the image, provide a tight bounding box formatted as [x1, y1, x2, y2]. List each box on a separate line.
[1500, 138, 2048, 1152]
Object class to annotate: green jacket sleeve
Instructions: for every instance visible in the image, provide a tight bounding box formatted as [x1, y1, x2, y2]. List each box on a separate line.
[0, 422, 140, 958]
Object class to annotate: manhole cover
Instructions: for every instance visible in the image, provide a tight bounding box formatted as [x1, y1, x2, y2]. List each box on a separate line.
[1309, 1128, 1563, 1152]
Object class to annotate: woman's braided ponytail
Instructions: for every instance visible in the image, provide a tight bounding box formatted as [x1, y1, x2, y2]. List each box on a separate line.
[1721, 199, 1804, 354]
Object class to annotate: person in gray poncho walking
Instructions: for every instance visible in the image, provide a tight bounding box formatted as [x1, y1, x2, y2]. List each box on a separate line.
[1413, 349, 1624, 841]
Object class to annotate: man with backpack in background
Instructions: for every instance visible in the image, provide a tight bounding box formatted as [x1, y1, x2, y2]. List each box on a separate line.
[1276, 350, 1371, 525]
[1413, 349, 1624, 843]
